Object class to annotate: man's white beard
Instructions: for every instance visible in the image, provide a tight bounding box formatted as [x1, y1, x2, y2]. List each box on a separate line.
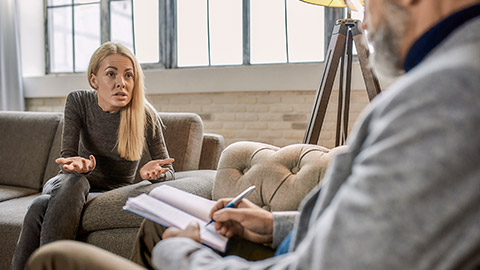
[365, 3, 408, 84]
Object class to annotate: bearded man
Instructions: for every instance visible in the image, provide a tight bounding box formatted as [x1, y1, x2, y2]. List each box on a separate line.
[26, 0, 480, 269]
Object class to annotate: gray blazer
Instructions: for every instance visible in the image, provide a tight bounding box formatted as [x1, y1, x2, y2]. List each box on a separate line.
[152, 17, 480, 270]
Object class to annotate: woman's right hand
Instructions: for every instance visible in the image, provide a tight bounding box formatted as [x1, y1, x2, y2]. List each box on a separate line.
[209, 198, 273, 244]
[55, 155, 96, 174]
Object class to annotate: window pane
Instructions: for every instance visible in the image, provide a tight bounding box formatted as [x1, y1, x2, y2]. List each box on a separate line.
[177, 0, 209, 67]
[74, 0, 100, 3]
[111, 0, 134, 53]
[286, 0, 324, 63]
[133, 0, 159, 63]
[209, 0, 242, 66]
[48, 7, 73, 73]
[250, 0, 287, 64]
[74, 4, 100, 72]
[47, 0, 71, 6]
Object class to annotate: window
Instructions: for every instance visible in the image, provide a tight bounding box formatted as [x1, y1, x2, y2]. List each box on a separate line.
[47, 0, 100, 73]
[46, 0, 336, 73]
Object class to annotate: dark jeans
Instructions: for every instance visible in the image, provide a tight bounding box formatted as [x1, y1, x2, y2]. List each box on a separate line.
[11, 174, 90, 270]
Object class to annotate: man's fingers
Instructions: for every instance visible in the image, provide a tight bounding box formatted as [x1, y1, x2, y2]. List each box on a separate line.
[185, 222, 201, 242]
[162, 227, 181, 239]
[213, 208, 249, 224]
[209, 198, 234, 218]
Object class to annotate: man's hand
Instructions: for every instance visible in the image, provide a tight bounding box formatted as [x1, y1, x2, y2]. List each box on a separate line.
[140, 158, 174, 180]
[209, 198, 273, 244]
[162, 222, 202, 243]
[55, 155, 96, 174]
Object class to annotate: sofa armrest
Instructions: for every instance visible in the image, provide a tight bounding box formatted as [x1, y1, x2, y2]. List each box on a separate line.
[212, 141, 347, 211]
[199, 133, 225, 170]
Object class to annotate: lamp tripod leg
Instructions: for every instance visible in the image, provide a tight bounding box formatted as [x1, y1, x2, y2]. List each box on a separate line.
[304, 19, 382, 146]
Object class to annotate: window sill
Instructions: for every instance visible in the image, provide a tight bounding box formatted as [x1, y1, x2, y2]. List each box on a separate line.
[23, 62, 367, 98]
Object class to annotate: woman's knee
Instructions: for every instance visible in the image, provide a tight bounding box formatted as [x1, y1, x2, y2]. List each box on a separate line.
[24, 195, 50, 222]
[43, 174, 90, 196]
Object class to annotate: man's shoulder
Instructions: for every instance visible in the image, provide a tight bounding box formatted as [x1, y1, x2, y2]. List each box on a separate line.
[366, 35, 480, 128]
[421, 16, 480, 74]
[388, 25, 480, 104]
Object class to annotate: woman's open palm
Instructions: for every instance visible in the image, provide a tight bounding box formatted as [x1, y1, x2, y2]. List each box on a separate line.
[55, 155, 96, 174]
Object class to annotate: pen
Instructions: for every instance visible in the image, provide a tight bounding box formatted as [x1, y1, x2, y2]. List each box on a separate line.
[205, 185, 256, 227]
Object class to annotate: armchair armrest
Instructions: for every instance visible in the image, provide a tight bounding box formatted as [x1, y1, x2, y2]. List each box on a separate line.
[199, 133, 225, 170]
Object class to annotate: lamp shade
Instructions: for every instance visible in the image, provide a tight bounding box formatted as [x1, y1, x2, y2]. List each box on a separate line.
[300, 0, 364, 8]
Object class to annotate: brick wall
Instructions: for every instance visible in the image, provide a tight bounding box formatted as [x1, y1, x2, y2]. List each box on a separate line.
[25, 90, 369, 148]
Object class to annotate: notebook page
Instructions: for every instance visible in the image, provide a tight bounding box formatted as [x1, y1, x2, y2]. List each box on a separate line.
[124, 194, 228, 252]
[149, 185, 216, 222]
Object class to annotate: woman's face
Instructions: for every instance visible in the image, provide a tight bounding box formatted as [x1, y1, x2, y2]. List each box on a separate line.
[90, 53, 135, 113]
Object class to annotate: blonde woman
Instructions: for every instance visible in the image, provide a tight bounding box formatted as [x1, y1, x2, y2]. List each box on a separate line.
[12, 42, 174, 270]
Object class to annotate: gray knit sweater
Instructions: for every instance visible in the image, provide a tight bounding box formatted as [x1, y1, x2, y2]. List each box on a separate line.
[61, 90, 174, 191]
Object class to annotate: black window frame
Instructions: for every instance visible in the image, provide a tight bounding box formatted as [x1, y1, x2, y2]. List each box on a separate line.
[45, 0, 345, 74]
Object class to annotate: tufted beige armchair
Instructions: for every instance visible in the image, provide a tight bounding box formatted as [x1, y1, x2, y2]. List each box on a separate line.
[212, 141, 347, 211]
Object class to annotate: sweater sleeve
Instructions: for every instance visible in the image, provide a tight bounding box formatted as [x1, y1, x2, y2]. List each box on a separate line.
[60, 91, 83, 159]
[272, 211, 298, 249]
[146, 113, 175, 181]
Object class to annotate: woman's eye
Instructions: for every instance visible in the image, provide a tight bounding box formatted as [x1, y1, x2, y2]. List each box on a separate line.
[107, 71, 115, 77]
[126, 73, 134, 79]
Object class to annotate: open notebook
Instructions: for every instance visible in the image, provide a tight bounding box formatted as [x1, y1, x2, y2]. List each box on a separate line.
[123, 185, 228, 252]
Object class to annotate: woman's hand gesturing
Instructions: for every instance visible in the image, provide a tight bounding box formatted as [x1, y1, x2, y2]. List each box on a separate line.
[140, 158, 175, 180]
[55, 155, 96, 174]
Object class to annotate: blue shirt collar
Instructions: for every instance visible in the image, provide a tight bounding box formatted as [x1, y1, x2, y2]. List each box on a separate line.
[403, 3, 480, 72]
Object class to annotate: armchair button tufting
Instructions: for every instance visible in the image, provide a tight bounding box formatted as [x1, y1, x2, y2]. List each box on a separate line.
[291, 166, 300, 174]
[243, 168, 248, 174]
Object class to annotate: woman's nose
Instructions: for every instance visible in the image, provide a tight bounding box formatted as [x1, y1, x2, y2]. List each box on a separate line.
[116, 76, 126, 88]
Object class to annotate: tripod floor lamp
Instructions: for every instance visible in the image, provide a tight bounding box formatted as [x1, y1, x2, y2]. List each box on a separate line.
[301, 0, 382, 146]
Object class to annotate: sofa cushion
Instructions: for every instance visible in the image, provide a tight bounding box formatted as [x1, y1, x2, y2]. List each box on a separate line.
[0, 194, 40, 270]
[0, 112, 62, 190]
[213, 142, 347, 211]
[0, 185, 39, 202]
[79, 170, 216, 233]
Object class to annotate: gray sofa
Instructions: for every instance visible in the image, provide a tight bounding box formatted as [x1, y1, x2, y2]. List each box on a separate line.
[0, 111, 224, 270]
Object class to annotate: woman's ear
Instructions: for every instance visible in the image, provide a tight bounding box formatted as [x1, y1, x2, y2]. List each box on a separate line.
[89, 73, 98, 89]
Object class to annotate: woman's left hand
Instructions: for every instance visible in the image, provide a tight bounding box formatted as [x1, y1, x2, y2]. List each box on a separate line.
[140, 158, 174, 180]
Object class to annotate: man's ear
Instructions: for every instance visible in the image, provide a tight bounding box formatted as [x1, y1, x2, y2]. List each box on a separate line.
[90, 73, 98, 89]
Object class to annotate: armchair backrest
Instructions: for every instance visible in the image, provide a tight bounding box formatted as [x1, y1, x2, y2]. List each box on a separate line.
[213, 141, 347, 211]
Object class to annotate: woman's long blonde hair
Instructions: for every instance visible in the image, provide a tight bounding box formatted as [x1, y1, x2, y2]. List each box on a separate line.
[88, 42, 158, 161]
